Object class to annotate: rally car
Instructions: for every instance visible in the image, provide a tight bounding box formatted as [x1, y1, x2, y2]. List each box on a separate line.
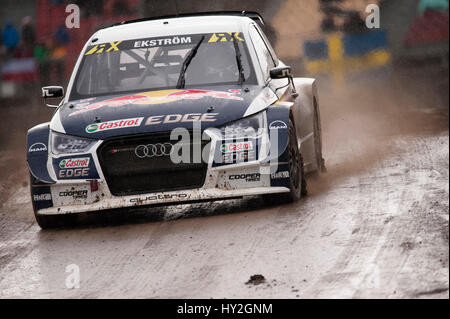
[27, 12, 324, 228]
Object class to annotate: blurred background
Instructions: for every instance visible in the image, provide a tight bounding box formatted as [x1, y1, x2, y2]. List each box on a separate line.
[0, 0, 448, 147]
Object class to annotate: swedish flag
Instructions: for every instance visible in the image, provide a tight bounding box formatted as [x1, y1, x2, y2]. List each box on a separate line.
[304, 31, 391, 81]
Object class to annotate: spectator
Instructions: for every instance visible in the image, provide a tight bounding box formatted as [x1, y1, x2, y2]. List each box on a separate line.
[2, 20, 19, 56]
[54, 25, 70, 46]
[14, 43, 33, 58]
[14, 17, 35, 59]
[321, 12, 337, 33]
[21, 16, 36, 49]
[342, 11, 366, 34]
[51, 25, 70, 84]
[34, 39, 51, 86]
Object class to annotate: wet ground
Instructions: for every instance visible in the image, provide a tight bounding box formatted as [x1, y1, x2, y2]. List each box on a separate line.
[0, 65, 448, 298]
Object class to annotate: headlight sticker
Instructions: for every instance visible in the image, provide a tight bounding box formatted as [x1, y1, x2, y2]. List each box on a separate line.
[213, 138, 259, 167]
[221, 141, 254, 153]
[51, 131, 96, 155]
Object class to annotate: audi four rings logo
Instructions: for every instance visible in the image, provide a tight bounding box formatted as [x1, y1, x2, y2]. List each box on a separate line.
[135, 143, 174, 158]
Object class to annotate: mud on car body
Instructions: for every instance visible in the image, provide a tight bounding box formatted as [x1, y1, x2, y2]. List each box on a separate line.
[27, 12, 324, 228]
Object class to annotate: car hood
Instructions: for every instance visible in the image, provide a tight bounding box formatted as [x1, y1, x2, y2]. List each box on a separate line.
[55, 85, 277, 140]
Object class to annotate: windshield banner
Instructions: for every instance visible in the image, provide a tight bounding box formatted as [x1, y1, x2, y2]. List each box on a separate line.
[84, 32, 245, 55]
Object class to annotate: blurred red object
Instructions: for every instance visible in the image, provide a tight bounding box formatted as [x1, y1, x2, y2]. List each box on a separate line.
[35, 0, 138, 82]
[1, 58, 37, 82]
[404, 9, 449, 47]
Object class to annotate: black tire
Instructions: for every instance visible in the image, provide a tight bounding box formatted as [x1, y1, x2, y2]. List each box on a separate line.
[263, 118, 306, 205]
[34, 212, 64, 229]
[33, 206, 78, 230]
[313, 99, 326, 173]
[30, 173, 77, 229]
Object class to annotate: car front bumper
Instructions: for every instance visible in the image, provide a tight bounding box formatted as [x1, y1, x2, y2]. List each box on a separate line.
[36, 161, 290, 215]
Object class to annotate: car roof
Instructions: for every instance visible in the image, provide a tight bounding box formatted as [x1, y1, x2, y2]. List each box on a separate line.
[92, 15, 255, 44]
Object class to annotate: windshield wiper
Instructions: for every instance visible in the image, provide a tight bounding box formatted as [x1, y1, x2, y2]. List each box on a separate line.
[233, 38, 245, 85]
[176, 36, 205, 89]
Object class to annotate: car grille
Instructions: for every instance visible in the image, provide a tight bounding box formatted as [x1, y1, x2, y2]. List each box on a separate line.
[97, 133, 209, 196]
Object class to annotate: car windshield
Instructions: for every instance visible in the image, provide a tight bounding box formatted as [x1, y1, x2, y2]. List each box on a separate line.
[71, 32, 256, 100]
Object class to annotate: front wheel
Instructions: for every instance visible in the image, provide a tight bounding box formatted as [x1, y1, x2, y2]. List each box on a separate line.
[30, 173, 77, 229]
[263, 119, 306, 204]
[34, 213, 75, 230]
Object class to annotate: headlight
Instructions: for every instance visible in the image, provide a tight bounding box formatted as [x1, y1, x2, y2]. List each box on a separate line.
[50, 131, 96, 155]
[219, 112, 265, 138]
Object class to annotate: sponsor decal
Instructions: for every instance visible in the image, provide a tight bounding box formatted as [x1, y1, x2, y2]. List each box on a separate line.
[33, 193, 52, 201]
[58, 168, 90, 178]
[221, 141, 253, 153]
[83, 33, 243, 57]
[28, 142, 47, 153]
[229, 173, 261, 182]
[31, 186, 53, 210]
[135, 143, 174, 158]
[222, 150, 256, 163]
[59, 190, 88, 200]
[85, 117, 143, 133]
[208, 32, 244, 43]
[269, 120, 288, 130]
[70, 89, 242, 116]
[145, 113, 218, 125]
[134, 36, 192, 48]
[85, 41, 122, 55]
[59, 157, 90, 168]
[130, 193, 188, 203]
[271, 171, 290, 179]
[54, 155, 99, 180]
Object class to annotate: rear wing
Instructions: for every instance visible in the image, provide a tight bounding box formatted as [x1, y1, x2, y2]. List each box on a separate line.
[112, 11, 265, 27]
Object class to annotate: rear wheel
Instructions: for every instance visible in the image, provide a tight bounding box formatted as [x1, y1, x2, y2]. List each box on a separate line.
[313, 99, 326, 173]
[263, 118, 306, 204]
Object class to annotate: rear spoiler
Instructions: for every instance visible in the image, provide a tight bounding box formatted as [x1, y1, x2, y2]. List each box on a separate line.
[111, 11, 265, 27]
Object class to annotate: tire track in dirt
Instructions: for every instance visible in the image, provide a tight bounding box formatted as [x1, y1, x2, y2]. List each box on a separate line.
[307, 134, 448, 298]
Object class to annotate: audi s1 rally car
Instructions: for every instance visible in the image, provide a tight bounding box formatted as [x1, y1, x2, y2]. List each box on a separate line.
[27, 12, 324, 228]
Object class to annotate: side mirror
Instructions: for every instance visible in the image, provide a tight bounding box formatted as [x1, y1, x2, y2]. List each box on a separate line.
[269, 66, 292, 79]
[270, 66, 299, 99]
[42, 86, 64, 108]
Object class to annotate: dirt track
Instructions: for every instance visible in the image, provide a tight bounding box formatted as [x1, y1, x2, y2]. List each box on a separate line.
[0, 66, 448, 298]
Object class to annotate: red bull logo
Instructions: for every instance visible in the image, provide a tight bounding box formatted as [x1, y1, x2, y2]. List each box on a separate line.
[70, 89, 243, 116]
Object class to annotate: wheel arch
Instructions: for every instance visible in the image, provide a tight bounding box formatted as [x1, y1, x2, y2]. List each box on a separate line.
[27, 122, 55, 184]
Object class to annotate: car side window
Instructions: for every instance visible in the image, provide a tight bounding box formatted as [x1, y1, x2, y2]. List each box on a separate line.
[249, 25, 275, 81]
[254, 24, 278, 65]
